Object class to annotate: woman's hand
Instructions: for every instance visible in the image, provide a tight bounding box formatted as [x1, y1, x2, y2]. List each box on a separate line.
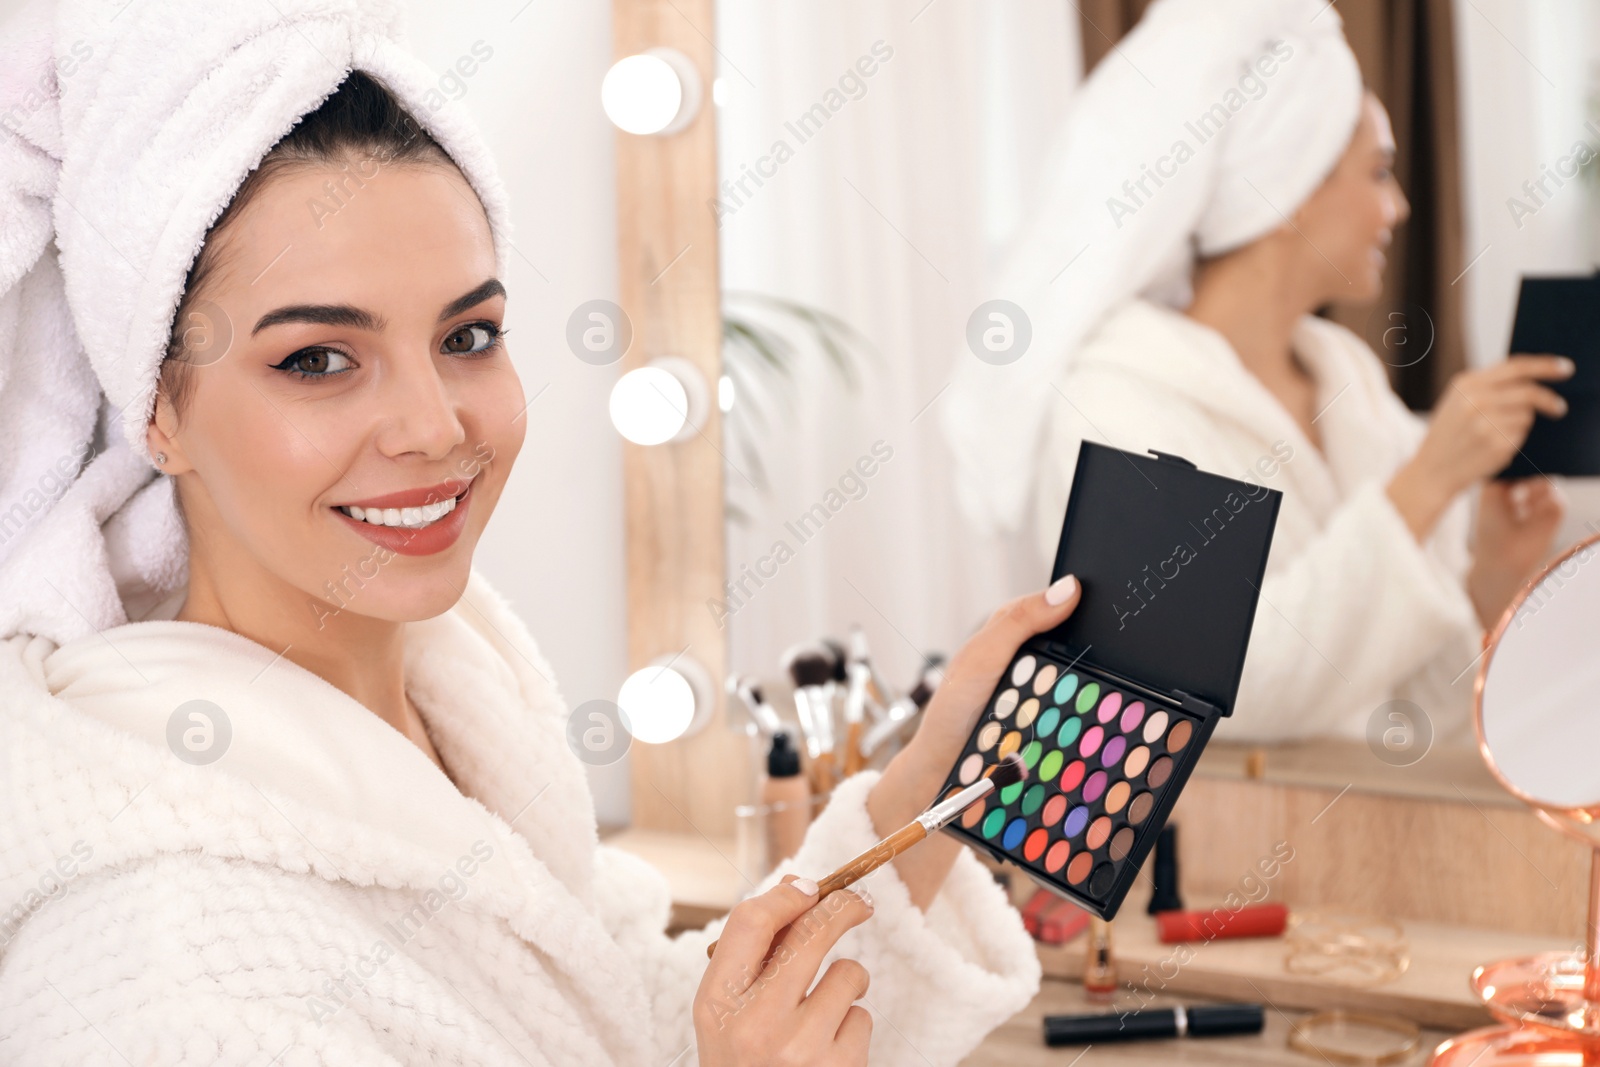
[1387, 355, 1572, 541]
[695, 876, 875, 1066]
[1467, 477, 1567, 627]
[865, 575, 1082, 911]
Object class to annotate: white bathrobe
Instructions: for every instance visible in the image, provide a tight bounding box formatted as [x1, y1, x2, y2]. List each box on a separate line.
[0, 568, 1039, 1065]
[1033, 299, 1483, 745]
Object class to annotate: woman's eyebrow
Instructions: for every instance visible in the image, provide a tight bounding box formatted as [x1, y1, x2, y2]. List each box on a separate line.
[250, 278, 507, 337]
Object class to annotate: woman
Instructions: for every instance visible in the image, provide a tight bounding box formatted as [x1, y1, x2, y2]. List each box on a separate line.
[0, 5, 1055, 1064]
[942, 0, 1567, 745]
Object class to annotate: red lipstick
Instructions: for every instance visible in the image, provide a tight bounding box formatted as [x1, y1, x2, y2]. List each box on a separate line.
[331, 476, 476, 557]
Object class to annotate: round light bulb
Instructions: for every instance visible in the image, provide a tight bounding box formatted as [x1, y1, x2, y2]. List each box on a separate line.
[601, 49, 701, 136]
[618, 664, 696, 744]
[610, 366, 689, 445]
[718, 373, 736, 413]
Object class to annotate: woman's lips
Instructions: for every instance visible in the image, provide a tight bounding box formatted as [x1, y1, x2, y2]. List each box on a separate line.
[332, 478, 474, 556]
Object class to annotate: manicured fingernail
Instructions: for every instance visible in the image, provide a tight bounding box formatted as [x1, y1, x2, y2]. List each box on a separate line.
[792, 877, 819, 896]
[855, 885, 874, 911]
[1046, 574, 1078, 606]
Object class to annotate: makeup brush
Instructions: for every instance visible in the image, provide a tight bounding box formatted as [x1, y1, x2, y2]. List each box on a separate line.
[707, 752, 1028, 958]
[728, 675, 785, 738]
[860, 652, 946, 760]
[821, 637, 851, 768]
[783, 644, 838, 794]
[841, 629, 879, 777]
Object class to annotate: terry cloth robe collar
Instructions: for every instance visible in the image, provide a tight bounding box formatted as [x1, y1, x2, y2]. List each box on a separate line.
[14, 567, 653, 1066]
[1073, 299, 1422, 520]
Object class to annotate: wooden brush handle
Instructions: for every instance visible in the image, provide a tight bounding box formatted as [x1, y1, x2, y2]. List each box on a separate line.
[810, 751, 837, 795]
[705, 820, 927, 959]
[843, 722, 864, 776]
[817, 821, 925, 896]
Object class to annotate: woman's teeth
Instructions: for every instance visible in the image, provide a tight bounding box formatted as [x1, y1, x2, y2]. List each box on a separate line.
[337, 495, 458, 529]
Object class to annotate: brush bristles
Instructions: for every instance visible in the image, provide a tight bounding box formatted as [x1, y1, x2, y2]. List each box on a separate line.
[989, 753, 1027, 790]
[783, 645, 835, 689]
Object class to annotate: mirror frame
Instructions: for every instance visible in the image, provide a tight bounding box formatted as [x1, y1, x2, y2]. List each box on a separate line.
[1475, 530, 1600, 825]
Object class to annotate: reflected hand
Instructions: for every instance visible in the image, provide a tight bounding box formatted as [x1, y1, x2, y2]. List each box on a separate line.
[1469, 477, 1566, 627]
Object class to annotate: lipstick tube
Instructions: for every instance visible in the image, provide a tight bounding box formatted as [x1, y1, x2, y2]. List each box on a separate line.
[1155, 902, 1288, 944]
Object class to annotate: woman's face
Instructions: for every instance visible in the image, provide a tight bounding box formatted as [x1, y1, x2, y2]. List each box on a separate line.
[148, 160, 525, 626]
[1292, 92, 1410, 304]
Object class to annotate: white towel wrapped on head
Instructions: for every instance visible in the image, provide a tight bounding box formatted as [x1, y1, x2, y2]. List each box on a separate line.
[0, 0, 514, 646]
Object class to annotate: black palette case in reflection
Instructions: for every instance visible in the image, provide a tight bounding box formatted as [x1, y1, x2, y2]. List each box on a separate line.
[937, 443, 1283, 919]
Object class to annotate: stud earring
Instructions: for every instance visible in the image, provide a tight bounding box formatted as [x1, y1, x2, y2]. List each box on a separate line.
[155, 452, 167, 466]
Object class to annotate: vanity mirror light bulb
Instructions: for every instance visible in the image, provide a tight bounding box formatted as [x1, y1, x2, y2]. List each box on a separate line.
[600, 49, 701, 136]
[618, 655, 714, 744]
[609, 356, 709, 446]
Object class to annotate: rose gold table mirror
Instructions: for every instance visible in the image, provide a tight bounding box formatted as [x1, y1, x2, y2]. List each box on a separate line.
[1431, 533, 1600, 1066]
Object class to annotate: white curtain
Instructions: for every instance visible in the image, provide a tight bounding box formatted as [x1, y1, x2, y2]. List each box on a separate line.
[714, 1, 1080, 688]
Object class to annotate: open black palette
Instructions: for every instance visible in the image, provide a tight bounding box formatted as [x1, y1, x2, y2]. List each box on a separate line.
[1497, 272, 1600, 479]
[936, 442, 1282, 919]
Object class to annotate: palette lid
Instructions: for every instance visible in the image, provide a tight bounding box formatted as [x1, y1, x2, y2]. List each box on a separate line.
[1046, 442, 1283, 714]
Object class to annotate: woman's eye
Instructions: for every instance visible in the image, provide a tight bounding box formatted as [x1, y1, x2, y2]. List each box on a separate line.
[271, 347, 354, 379]
[444, 322, 507, 356]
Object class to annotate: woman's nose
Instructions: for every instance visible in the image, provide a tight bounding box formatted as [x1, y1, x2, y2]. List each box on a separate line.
[374, 352, 467, 460]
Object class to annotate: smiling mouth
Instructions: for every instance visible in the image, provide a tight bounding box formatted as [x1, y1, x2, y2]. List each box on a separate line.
[335, 487, 469, 530]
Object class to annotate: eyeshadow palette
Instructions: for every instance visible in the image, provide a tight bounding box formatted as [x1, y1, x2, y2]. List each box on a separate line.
[938, 442, 1282, 919]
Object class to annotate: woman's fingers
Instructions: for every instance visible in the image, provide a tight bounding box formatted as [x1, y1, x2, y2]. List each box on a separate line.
[702, 877, 823, 996]
[832, 1004, 874, 1061]
[962, 576, 1080, 680]
[801, 957, 872, 1038]
[761, 889, 876, 1004]
[1500, 354, 1576, 381]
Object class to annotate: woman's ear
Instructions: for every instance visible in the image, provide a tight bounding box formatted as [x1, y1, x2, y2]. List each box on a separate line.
[146, 386, 193, 474]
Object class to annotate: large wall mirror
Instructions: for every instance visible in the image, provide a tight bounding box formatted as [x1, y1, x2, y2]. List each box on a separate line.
[699, 0, 1600, 814]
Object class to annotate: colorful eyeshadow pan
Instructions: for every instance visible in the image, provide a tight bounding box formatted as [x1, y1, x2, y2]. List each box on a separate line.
[938, 642, 1215, 920]
[1059, 759, 1086, 793]
[1054, 674, 1079, 705]
[1168, 719, 1194, 751]
[1036, 706, 1061, 738]
[962, 798, 985, 828]
[1143, 709, 1169, 744]
[994, 689, 1019, 719]
[1120, 702, 1145, 734]
[1082, 770, 1107, 803]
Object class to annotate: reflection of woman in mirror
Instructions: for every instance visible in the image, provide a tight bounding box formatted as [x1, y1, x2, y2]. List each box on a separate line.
[0, 6, 1063, 1061]
[943, 0, 1569, 745]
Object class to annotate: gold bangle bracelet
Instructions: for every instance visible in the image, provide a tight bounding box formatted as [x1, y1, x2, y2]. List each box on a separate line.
[1287, 1010, 1422, 1065]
